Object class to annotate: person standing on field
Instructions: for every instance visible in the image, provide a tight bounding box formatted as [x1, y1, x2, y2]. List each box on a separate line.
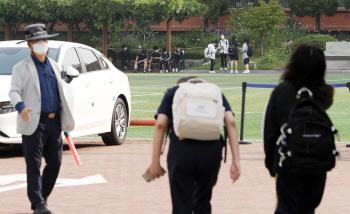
[241, 37, 251, 74]
[229, 35, 239, 74]
[218, 34, 229, 72]
[264, 43, 335, 214]
[208, 40, 217, 74]
[9, 23, 75, 214]
[145, 77, 241, 214]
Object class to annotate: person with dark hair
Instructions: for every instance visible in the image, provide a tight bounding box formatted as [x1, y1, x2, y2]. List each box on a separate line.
[241, 38, 250, 74]
[148, 46, 162, 72]
[145, 77, 241, 214]
[120, 45, 130, 71]
[172, 44, 184, 72]
[159, 47, 171, 73]
[264, 43, 334, 214]
[107, 46, 117, 64]
[229, 35, 239, 74]
[218, 34, 229, 72]
[208, 40, 217, 73]
[133, 49, 148, 73]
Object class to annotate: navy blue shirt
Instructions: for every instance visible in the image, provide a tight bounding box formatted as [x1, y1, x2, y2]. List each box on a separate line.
[155, 86, 233, 144]
[15, 56, 61, 114]
[32, 55, 61, 113]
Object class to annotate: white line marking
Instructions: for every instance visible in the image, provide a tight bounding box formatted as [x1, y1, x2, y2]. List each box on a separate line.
[0, 174, 107, 193]
[132, 93, 164, 97]
[131, 110, 157, 112]
[131, 101, 149, 104]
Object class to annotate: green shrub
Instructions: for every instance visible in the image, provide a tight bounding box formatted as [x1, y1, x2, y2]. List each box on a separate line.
[262, 50, 278, 64]
[292, 34, 337, 51]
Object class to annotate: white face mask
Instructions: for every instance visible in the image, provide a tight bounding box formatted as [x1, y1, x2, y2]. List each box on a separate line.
[221, 36, 224, 40]
[32, 40, 48, 55]
[124, 47, 127, 50]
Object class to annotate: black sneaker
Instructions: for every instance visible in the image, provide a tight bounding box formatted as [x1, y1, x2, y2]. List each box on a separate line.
[33, 202, 52, 214]
[133, 70, 137, 73]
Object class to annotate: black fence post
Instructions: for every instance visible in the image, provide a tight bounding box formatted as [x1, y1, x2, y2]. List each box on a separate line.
[239, 82, 252, 144]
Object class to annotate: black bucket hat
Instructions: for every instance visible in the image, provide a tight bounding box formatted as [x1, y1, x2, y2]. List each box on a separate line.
[17, 23, 59, 44]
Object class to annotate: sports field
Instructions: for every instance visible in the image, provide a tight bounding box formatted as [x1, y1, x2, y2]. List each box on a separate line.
[127, 73, 350, 143]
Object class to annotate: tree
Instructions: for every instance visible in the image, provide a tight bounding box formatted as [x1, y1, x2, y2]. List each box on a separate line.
[0, 0, 60, 40]
[56, 0, 92, 41]
[197, 0, 229, 30]
[84, 0, 131, 56]
[341, 0, 350, 8]
[128, 0, 207, 51]
[290, 0, 339, 33]
[229, 0, 287, 59]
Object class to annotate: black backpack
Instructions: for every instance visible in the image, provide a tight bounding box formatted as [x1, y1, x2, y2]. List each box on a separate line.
[247, 44, 253, 57]
[276, 87, 340, 174]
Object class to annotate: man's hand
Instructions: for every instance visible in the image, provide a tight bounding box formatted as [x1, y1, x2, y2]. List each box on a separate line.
[230, 160, 241, 183]
[146, 162, 165, 180]
[20, 107, 32, 122]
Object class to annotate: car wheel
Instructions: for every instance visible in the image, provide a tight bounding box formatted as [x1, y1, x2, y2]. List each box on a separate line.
[101, 98, 128, 145]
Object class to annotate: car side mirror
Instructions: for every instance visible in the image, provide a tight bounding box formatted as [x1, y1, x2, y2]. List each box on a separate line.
[65, 66, 79, 83]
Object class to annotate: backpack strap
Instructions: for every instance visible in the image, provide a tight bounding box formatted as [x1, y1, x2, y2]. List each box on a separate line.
[161, 121, 171, 155]
[223, 126, 227, 163]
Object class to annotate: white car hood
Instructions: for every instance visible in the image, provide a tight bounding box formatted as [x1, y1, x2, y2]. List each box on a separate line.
[0, 75, 12, 102]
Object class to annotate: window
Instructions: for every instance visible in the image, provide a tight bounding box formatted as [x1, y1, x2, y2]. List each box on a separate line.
[0, 47, 58, 75]
[62, 48, 83, 74]
[77, 48, 102, 72]
[94, 51, 109, 70]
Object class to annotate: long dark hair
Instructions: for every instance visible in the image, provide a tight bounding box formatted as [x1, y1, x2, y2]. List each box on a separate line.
[230, 35, 238, 46]
[281, 43, 334, 108]
[243, 37, 249, 44]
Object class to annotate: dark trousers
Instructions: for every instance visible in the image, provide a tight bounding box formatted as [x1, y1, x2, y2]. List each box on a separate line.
[159, 60, 170, 70]
[220, 53, 227, 68]
[275, 172, 327, 214]
[22, 116, 63, 210]
[167, 141, 222, 214]
[173, 56, 184, 69]
[121, 59, 130, 67]
[210, 59, 215, 71]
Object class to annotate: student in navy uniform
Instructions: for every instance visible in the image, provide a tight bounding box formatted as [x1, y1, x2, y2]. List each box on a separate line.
[172, 44, 184, 72]
[159, 47, 171, 73]
[120, 45, 130, 71]
[9, 24, 75, 214]
[146, 77, 241, 214]
[133, 49, 148, 73]
[264, 44, 334, 214]
[148, 46, 162, 72]
[229, 35, 239, 74]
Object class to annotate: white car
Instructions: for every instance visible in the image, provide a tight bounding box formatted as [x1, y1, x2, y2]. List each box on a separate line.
[0, 40, 131, 145]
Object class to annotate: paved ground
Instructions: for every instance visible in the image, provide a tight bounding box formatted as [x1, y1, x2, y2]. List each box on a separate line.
[1, 139, 349, 214]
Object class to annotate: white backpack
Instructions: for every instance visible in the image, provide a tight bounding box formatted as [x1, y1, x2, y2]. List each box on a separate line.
[172, 78, 225, 141]
[204, 47, 210, 58]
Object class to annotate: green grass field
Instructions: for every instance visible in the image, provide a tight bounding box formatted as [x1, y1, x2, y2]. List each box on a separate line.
[127, 73, 350, 143]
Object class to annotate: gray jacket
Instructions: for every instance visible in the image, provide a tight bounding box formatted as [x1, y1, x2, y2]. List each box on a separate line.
[241, 43, 249, 60]
[9, 56, 75, 135]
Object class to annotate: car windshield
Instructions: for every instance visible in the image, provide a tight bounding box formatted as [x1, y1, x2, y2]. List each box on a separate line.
[0, 47, 59, 75]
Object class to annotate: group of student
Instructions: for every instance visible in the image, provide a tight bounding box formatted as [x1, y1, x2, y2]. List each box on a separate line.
[108, 45, 185, 73]
[208, 34, 252, 74]
[146, 43, 337, 214]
